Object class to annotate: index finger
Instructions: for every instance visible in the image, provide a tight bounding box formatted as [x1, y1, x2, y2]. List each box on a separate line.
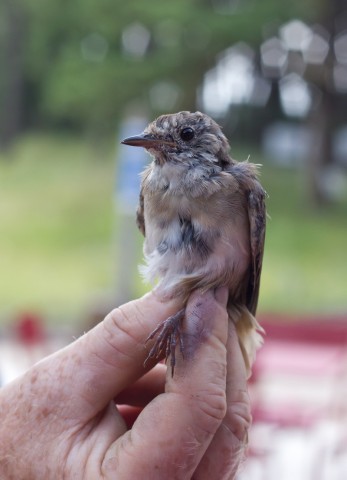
[101, 288, 229, 479]
[193, 320, 252, 479]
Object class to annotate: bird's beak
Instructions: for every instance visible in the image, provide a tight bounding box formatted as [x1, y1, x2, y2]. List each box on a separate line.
[121, 133, 175, 149]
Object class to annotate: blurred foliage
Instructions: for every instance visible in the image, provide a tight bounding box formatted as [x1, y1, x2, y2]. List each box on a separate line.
[0, 135, 346, 322]
[0, 134, 115, 321]
[0, 0, 319, 140]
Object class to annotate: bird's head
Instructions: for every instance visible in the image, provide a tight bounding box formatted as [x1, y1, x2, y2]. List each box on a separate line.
[122, 111, 232, 167]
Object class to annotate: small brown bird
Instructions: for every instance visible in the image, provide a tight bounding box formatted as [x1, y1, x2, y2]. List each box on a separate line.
[122, 111, 266, 376]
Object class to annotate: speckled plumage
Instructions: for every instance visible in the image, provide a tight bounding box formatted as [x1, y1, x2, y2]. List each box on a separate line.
[122, 111, 266, 375]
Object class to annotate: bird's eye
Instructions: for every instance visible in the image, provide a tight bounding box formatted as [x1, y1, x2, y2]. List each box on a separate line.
[180, 127, 195, 142]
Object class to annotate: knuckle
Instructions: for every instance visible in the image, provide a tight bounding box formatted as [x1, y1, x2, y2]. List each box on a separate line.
[100, 307, 142, 359]
[195, 385, 227, 431]
[107, 307, 140, 343]
[225, 390, 251, 441]
[192, 360, 228, 431]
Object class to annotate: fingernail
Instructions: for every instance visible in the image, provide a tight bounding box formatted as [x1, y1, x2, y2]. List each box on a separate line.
[214, 286, 229, 307]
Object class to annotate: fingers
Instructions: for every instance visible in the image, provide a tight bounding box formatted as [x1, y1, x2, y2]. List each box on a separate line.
[193, 320, 251, 480]
[28, 292, 180, 422]
[101, 288, 230, 479]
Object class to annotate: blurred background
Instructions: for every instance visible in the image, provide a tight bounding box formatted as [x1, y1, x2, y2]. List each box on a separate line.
[0, 0, 347, 477]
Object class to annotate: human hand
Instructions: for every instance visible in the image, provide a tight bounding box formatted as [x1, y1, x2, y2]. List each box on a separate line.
[0, 288, 251, 479]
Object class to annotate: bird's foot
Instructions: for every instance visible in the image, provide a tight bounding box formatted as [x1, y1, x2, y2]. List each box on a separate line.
[145, 308, 185, 376]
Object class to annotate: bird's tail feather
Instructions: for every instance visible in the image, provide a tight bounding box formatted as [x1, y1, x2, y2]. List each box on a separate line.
[228, 304, 264, 379]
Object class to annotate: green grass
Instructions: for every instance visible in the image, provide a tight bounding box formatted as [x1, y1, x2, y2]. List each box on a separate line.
[0, 134, 346, 325]
[0, 134, 117, 323]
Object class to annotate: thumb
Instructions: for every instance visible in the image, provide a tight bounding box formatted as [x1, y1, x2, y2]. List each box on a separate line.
[38, 292, 181, 421]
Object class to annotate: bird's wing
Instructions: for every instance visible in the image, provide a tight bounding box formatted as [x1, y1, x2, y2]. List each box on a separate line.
[136, 187, 145, 236]
[246, 182, 266, 315]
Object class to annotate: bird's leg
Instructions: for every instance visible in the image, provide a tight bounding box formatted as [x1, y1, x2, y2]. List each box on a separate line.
[145, 308, 185, 376]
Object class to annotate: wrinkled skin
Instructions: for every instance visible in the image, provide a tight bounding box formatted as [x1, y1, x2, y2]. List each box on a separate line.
[0, 289, 250, 479]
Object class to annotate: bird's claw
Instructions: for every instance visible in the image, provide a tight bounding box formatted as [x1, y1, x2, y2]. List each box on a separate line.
[145, 308, 185, 376]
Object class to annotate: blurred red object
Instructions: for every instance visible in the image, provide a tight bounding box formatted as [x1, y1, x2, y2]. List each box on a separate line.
[14, 312, 46, 346]
[117, 405, 143, 429]
[250, 313, 347, 427]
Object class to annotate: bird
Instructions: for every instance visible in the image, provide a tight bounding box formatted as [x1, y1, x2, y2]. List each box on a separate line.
[121, 111, 266, 376]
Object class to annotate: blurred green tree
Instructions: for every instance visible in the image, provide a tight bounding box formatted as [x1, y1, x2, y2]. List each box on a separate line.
[0, 0, 316, 149]
[304, 0, 347, 206]
[0, 0, 27, 149]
